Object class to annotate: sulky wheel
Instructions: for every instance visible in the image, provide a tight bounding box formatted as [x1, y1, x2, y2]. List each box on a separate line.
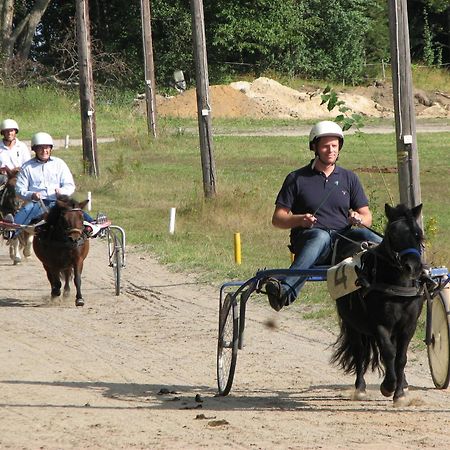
[112, 233, 122, 296]
[217, 293, 239, 396]
[427, 291, 450, 389]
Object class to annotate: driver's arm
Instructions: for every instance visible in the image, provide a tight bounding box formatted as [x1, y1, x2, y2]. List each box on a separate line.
[349, 206, 373, 227]
[272, 205, 317, 229]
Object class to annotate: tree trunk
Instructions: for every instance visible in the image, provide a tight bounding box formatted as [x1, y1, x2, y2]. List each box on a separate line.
[1, 0, 53, 62]
[0, 0, 14, 60]
[15, 0, 53, 59]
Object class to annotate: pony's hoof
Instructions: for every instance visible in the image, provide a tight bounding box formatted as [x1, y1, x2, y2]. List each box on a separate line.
[51, 289, 61, 297]
[23, 248, 32, 257]
[75, 298, 85, 307]
[351, 389, 367, 401]
[380, 384, 394, 398]
[13, 257, 21, 265]
[393, 394, 409, 407]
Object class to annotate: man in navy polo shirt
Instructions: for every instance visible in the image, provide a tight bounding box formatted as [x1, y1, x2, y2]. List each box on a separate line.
[265, 121, 382, 311]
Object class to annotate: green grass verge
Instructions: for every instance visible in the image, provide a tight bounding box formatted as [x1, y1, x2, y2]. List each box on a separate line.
[2, 83, 449, 339]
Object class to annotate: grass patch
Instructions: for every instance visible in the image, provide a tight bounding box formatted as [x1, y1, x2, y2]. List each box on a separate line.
[2, 80, 449, 339]
[60, 129, 450, 284]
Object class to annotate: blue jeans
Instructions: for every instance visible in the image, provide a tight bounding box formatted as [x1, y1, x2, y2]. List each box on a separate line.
[281, 226, 382, 304]
[14, 200, 93, 230]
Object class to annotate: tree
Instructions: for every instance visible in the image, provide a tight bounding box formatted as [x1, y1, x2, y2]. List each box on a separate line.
[2, 0, 448, 91]
[0, 0, 52, 61]
[206, 0, 309, 78]
[408, 0, 450, 63]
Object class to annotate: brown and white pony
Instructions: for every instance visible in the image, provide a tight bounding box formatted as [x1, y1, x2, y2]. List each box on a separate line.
[0, 167, 33, 264]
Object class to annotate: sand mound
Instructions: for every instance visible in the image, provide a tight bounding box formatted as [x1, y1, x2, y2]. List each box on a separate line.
[146, 76, 449, 120]
[230, 77, 391, 119]
[155, 84, 265, 119]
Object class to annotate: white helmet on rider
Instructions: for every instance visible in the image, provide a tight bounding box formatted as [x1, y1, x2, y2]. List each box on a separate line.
[309, 121, 344, 151]
[31, 132, 54, 149]
[1, 119, 19, 133]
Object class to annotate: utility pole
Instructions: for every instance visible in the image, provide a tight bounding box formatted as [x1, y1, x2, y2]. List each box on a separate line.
[76, 0, 99, 177]
[140, 0, 157, 138]
[387, 0, 422, 218]
[190, 0, 216, 198]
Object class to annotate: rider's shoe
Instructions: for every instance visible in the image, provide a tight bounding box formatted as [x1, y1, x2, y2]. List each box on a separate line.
[95, 212, 108, 224]
[264, 278, 285, 312]
[3, 213, 14, 223]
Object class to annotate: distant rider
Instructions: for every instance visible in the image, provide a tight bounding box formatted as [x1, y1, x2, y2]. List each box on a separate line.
[11, 132, 98, 230]
[0, 118, 31, 184]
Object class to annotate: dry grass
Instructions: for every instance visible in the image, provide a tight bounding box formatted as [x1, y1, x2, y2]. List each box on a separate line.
[61, 127, 450, 289]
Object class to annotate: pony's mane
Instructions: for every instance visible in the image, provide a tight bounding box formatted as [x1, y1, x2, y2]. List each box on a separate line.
[382, 203, 424, 251]
[45, 196, 77, 226]
[386, 204, 421, 233]
[388, 203, 411, 222]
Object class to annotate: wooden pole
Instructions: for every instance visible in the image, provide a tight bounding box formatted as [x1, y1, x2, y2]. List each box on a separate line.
[140, 0, 157, 138]
[387, 0, 422, 218]
[190, 0, 217, 198]
[76, 0, 99, 176]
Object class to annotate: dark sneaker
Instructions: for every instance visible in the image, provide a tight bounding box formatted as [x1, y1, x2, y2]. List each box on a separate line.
[264, 279, 285, 311]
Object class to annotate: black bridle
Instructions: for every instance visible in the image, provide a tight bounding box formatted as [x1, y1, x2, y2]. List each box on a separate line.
[357, 217, 425, 297]
[381, 217, 424, 269]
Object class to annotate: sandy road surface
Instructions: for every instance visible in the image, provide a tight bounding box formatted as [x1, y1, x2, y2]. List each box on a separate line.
[1, 239, 450, 449]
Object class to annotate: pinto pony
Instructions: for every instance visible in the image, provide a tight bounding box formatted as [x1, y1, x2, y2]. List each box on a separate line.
[331, 203, 425, 406]
[33, 195, 90, 307]
[0, 167, 33, 264]
[0, 167, 21, 216]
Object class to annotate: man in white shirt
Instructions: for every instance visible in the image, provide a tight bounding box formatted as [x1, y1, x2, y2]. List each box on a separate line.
[14, 132, 77, 226]
[0, 119, 31, 184]
[7, 132, 104, 243]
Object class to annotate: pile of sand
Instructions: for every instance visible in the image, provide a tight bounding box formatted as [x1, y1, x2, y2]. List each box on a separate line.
[155, 84, 266, 119]
[147, 76, 449, 120]
[229, 77, 391, 119]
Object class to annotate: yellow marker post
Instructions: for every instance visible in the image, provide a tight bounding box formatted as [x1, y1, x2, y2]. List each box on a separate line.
[234, 232, 242, 265]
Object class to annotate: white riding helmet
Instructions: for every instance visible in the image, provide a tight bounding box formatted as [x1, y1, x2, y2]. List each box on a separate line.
[1, 119, 19, 133]
[309, 121, 344, 150]
[31, 132, 54, 149]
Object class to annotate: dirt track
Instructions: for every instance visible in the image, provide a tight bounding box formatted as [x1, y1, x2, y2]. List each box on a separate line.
[1, 239, 450, 449]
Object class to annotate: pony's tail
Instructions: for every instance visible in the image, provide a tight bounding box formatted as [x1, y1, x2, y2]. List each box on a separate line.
[330, 318, 382, 375]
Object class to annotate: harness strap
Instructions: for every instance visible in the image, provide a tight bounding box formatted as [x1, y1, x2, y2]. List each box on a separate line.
[367, 282, 422, 297]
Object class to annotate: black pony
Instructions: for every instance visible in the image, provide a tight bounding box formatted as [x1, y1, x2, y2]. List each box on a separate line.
[331, 203, 425, 406]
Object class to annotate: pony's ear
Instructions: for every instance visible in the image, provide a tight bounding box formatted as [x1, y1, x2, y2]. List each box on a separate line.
[411, 203, 423, 220]
[384, 203, 394, 221]
[56, 193, 70, 203]
[56, 198, 66, 208]
[79, 199, 89, 210]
